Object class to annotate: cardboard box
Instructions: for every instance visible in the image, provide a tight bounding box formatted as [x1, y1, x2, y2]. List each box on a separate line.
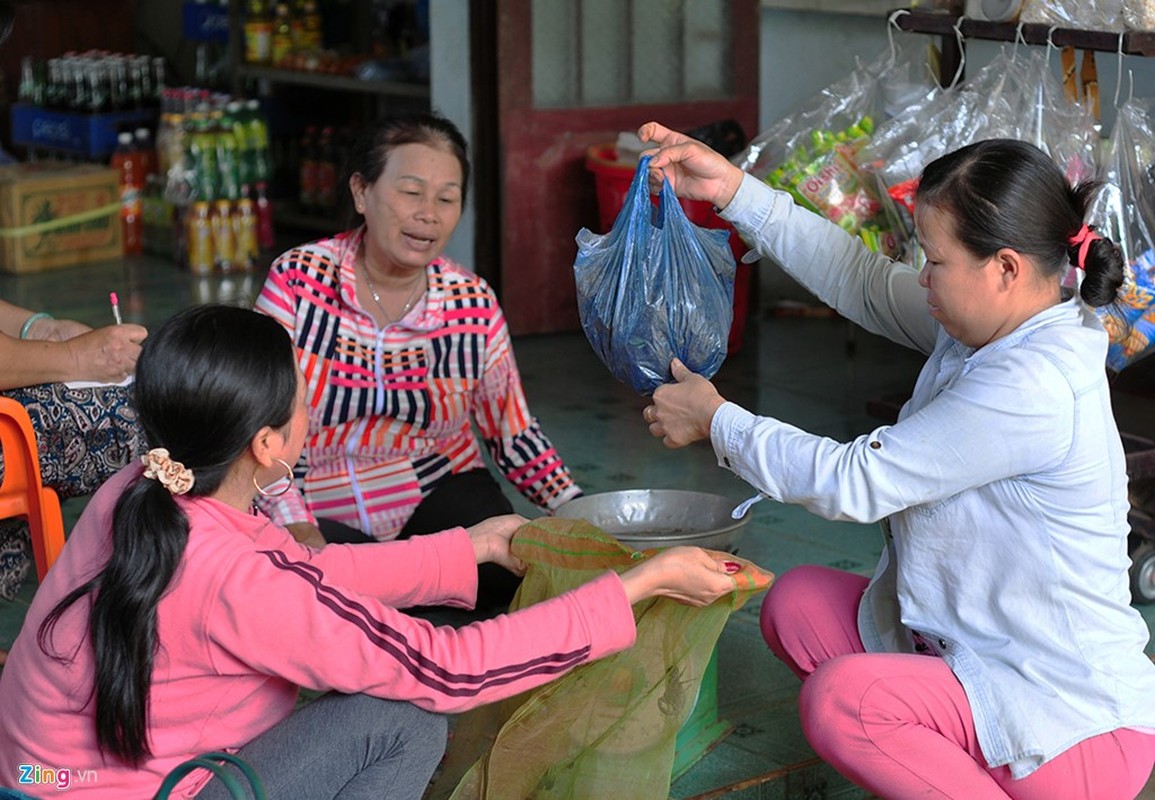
[0, 163, 122, 274]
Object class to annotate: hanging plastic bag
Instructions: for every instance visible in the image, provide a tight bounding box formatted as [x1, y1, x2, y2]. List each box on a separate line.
[1125, 0, 1155, 30]
[426, 517, 773, 800]
[733, 37, 937, 258]
[858, 46, 1098, 262]
[573, 155, 736, 395]
[1020, 0, 1126, 30]
[1089, 98, 1155, 371]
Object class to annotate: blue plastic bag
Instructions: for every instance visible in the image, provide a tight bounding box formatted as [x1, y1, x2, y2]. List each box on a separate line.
[573, 155, 736, 395]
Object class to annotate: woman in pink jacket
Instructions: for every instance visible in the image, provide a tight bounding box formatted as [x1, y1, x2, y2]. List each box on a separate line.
[0, 305, 738, 799]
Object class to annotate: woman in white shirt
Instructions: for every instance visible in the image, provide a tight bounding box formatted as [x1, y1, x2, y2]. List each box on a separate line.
[636, 122, 1155, 799]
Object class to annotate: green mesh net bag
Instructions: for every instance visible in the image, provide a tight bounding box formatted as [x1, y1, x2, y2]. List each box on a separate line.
[427, 517, 772, 800]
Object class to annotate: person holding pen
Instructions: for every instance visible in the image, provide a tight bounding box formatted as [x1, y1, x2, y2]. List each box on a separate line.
[0, 304, 740, 798]
[0, 296, 148, 607]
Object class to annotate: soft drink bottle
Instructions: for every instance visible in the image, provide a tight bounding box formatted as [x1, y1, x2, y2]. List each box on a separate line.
[233, 197, 259, 271]
[244, 0, 273, 64]
[213, 109, 241, 201]
[189, 109, 219, 202]
[111, 131, 145, 256]
[254, 181, 275, 250]
[271, 3, 293, 66]
[134, 127, 157, 178]
[299, 125, 318, 211]
[316, 126, 338, 211]
[211, 199, 235, 272]
[187, 201, 215, 275]
[246, 99, 271, 184]
[301, 0, 322, 54]
[226, 100, 252, 190]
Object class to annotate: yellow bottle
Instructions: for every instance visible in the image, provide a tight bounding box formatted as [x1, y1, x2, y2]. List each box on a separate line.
[271, 3, 293, 67]
[211, 199, 235, 273]
[244, 0, 273, 64]
[232, 198, 259, 271]
[187, 201, 214, 276]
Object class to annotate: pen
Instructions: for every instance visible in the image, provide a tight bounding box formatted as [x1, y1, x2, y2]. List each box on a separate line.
[110, 292, 122, 325]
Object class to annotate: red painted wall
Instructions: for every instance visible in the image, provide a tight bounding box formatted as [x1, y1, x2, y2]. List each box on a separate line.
[496, 0, 759, 336]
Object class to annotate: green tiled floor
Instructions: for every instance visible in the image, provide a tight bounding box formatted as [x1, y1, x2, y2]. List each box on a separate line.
[3, 254, 1155, 798]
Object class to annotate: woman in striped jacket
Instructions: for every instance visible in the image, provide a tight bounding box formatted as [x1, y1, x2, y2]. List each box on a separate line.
[255, 112, 581, 608]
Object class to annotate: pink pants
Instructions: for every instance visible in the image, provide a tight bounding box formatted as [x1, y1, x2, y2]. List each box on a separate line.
[759, 565, 1155, 800]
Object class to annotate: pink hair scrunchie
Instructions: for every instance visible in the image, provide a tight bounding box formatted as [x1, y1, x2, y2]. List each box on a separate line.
[1069, 224, 1102, 271]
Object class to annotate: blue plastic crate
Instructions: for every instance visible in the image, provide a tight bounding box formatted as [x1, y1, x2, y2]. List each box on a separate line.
[182, 1, 230, 43]
[10, 103, 157, 161]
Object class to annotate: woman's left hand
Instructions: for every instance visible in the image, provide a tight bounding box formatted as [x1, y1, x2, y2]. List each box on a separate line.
[643, 359, 727, 448]
[467, 514, 529, 574]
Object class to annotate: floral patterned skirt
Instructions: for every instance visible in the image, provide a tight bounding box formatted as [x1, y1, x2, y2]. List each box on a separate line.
[0, 382, 146, 599]
[3, 382, 146, 499]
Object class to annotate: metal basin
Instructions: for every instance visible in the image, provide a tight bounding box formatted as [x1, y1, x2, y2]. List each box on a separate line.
[554, 489, 750, 552]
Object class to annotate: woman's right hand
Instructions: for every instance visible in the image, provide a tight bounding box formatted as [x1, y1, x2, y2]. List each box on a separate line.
[286, 522, 327, 549]
[64, 324, 148, 383]
[637, 121, 746, 211]
[619, 546, 742, 607]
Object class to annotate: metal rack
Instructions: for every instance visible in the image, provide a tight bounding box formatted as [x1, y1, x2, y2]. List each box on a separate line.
[892, 8, 1155, 85]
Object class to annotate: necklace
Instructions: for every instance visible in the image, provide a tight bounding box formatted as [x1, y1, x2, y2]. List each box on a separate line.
[362, 264, 425, 324]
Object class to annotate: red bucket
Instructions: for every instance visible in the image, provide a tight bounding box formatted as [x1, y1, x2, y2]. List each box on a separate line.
[584, 144, 752, 354]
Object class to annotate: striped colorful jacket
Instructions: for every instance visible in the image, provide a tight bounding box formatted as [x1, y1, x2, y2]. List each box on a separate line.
[254, 228, 582, 538]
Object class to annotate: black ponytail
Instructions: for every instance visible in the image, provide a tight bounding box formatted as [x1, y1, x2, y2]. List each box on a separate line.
[917, 139, 1124, 308]
[37, 305, 298, 766]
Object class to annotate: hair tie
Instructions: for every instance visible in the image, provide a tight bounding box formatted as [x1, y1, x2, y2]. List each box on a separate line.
[141, 448, 195, 495]
[1068, 224, 1102, 271]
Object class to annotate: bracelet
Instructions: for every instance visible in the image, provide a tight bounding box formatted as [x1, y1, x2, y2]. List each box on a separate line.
[19, 311, 53, 340]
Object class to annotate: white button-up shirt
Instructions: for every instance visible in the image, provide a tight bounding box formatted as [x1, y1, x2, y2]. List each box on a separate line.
[714, 173, 1155, 778]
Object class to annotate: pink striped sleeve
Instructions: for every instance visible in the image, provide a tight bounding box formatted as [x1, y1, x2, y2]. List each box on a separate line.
[208, 549, 636, 713]
[472, 302, 582, 510]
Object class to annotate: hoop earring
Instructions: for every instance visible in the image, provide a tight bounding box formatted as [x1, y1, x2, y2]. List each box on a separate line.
[254, 458, 295, 498]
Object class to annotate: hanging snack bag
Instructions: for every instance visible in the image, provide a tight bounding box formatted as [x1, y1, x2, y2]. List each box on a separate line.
[734, 40, 936, 258]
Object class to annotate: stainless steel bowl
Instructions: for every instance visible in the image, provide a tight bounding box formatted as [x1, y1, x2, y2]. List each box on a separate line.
[554, 489, 750, 552]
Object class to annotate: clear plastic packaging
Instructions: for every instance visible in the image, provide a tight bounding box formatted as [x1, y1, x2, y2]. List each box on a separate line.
[1089, 98, 1155, 371]
[1020, 0, 1126, 31]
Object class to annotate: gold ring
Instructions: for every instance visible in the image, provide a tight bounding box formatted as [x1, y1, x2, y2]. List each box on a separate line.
[644, 406, 655, 423]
